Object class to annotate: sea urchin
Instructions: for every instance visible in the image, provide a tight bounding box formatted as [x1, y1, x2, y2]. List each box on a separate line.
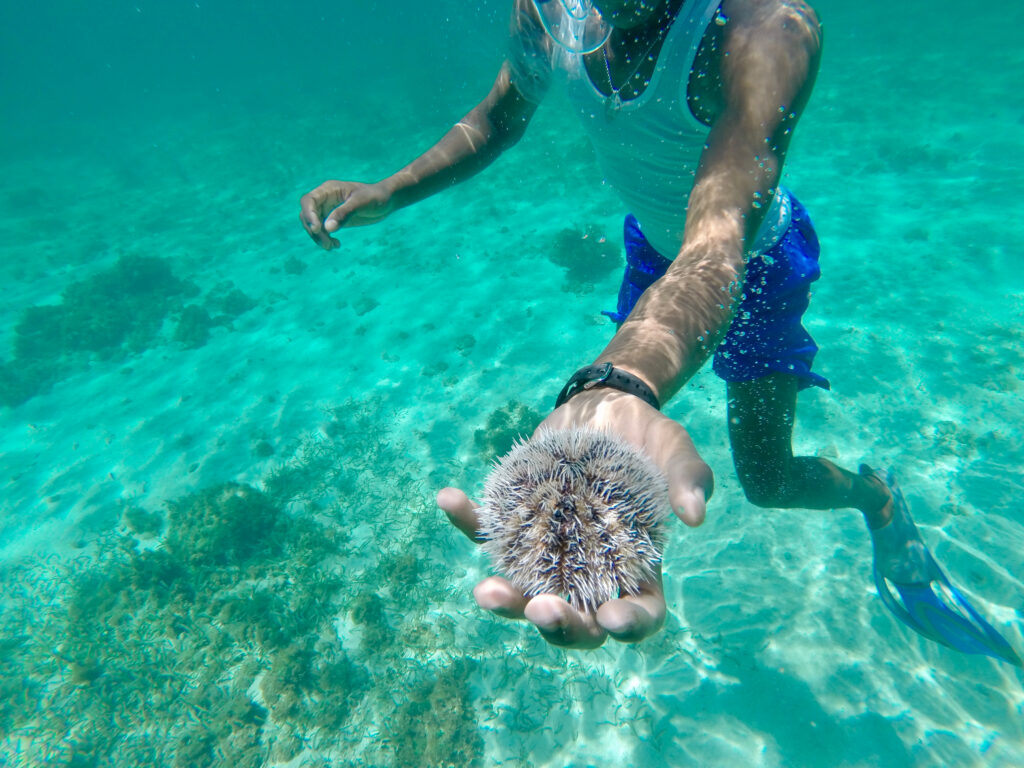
[477, 427, 671, 612]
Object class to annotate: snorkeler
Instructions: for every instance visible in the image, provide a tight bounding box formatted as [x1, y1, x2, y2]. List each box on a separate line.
[300, 0, 1020, 664]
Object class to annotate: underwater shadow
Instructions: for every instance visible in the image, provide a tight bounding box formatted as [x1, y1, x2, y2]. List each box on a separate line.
[653, 661, 912, 767]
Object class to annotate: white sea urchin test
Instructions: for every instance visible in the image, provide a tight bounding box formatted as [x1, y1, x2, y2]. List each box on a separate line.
[477, 427, 671, 612]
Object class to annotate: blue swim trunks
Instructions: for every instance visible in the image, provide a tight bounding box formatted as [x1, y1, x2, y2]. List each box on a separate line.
[602, 191, 829, 390]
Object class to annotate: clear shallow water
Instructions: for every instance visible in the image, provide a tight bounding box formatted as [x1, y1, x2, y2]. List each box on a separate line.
[1, 1, 1022, 765]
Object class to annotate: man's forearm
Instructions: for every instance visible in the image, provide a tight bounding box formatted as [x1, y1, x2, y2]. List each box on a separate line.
[594, 104, 788, 406]
[595, 160, 765, 406]
[384, 66, 533, 211]
[383, 118, 508, 209]
[596, 238, 745, 406]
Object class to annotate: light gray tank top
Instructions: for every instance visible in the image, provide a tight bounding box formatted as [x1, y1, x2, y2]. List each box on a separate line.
[561, 0, 791, 258]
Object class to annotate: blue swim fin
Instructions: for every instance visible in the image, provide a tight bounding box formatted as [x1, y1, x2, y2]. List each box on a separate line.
[865, 465, 1022, 667]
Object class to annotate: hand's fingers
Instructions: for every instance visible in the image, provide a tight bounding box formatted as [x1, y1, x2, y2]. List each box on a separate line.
[595, 598, 664, 642]
[436, 487, 481, 542]
[299, 184, 344, 250]
[299, 211, 339, 250]
[298, 192, 324, 234]
[595, 569, 666, 642]
[473, 576, 530, 619]
[523, 594, 608, 649]
[669, 471, 710, 526]
[298, 206, 334, 250]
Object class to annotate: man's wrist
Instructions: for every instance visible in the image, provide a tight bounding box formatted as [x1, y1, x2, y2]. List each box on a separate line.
[377, 177, 402, 207]
[555, 363, 660, 411]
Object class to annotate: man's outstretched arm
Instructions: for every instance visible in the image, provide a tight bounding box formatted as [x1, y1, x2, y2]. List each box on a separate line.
[300, 62, 541, 248]
[597, 0, 822, 402]
[300, 1, 552, 249]
[381, 63, 540, 212]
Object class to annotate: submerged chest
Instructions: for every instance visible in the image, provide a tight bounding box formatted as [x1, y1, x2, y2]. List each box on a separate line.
[579, 8, 725, 125]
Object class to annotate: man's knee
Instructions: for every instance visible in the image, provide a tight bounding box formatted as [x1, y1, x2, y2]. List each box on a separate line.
[741, 482, 788, 509]
[737, 470, 793, 509]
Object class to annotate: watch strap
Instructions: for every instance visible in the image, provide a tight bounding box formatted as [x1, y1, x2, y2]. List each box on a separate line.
[554, 362, 660, 411]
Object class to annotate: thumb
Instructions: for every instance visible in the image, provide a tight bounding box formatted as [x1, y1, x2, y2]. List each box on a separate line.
[436, 487, 482, 542]
[665, 459, 713, 527]
[324, 197, 359, 232]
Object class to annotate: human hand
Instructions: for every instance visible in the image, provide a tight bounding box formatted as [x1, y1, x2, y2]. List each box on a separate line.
[437, 388, 713, 649]
[299, 180, 395, 250]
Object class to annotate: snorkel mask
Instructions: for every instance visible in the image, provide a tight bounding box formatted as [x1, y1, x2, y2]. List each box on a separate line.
[533, 0, 612, 54]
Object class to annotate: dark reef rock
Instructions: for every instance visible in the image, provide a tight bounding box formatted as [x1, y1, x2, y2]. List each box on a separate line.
[165, 482, 284, 568]
[473, 400, 544, 463]
[3, 255, 199, 407]
[548, 225, 621, 295]
[283, 256, 307, 275]
[174, 304, 213, 348]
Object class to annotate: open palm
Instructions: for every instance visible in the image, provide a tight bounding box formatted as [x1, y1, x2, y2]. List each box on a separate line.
[437, 388, 712, 649]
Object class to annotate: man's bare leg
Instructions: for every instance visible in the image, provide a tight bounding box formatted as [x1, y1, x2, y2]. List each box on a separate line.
[726, 373, 892, 527]
[726, 374, 1024, 664]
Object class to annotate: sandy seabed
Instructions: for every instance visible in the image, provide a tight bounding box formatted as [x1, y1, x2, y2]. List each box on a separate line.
[1, 7, 1023, 766]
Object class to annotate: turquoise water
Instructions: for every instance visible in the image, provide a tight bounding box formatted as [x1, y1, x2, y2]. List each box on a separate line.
[2, 1, 1023, 765]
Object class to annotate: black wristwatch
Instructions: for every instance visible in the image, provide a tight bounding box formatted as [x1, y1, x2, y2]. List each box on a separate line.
[554, 362, 661, 411]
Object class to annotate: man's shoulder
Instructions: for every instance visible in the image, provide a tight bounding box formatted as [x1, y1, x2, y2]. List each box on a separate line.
[507, 0, 557, 103]
[509, 0, 551, 53]
[715, 0, 822, 73]
[511, 0, 544, 33]
[719, 0, 821, 42]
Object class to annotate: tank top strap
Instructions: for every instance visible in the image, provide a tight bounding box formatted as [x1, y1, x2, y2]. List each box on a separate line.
[657, 0, 724, 131]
